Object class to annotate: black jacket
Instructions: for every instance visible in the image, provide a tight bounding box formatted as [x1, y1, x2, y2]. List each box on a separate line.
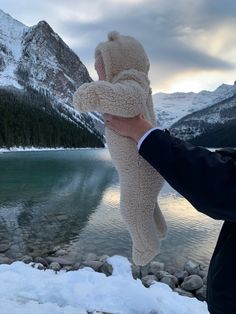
[139, 129, 236, 314]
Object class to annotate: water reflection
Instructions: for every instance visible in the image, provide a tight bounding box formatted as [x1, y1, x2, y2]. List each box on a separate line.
[0, 149, 223, 266]
[0, 149, 117, 258]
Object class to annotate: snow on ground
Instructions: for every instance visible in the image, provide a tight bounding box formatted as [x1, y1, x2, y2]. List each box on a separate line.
[0, 146, 96, 153]
[0, 255, 209, 314]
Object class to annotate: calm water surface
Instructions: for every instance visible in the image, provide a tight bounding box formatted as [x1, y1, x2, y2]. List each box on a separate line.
[0, 149, 222, 267]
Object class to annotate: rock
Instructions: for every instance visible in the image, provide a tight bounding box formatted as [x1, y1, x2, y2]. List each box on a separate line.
[150, 261, 165, 274]
[99, 255, 110, 263]
[203, 276, 207, 285]
[131, 264, 140, 279]
[0, 241, 11, 253]
[46, 256, 74, 266]
[49, 262, 61, 271]
[82, 261, 103, 272]
[34, 257, 48, 266]
[100, 262, 113, 276]
[0, 254, 12, 264]
[21, 255, 33, 264]
[86, 253, 98, 261]
[181, 275, 204, 291]
[140, 264, 150, 277]
[160, 275, 178, 289]
[55, 249, 67, 256]
[174, 288, 194, 298]
[63, 266, 73, 272]
[36, 263, 46, 270]
[173, 269, 189, 284]
[195, 285, 207, 301]
[72, 262, 81, 271]
[141, 275, 157, 287]
[155, 270, 171, 280]
[196, 269, 208, 278]
[184, 260, 200, 275]
[165, 266, 177, 275]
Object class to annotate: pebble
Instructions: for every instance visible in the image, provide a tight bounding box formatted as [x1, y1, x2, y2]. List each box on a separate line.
[150, 261, 165, 274]
[181, 274, 204, 291]
[20, 255, 33, 264]
[49, 262, 61, 271]
[34, 257, 48, 266]
[141, 275, 157, 287]
[160, 275, 178, 289]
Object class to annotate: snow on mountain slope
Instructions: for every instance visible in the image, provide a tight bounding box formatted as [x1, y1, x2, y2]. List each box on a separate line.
[153, 83, 236, 129]
[0, 9, 104, 141]
[0, 9, 27, 88]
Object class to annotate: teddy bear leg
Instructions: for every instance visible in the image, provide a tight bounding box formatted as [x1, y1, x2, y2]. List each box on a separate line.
[132, 240, 160, 266]
[120, 200, 161, 266]
[153, 202, 168, 238]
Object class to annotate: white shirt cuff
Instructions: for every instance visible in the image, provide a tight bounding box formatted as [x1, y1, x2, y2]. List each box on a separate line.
[137, 127, 159, 150]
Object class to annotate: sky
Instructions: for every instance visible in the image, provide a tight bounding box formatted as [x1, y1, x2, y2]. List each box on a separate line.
[1, 0, 236, 93]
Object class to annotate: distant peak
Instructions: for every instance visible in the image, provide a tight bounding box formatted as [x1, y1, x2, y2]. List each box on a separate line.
[36, 20, 53, 32]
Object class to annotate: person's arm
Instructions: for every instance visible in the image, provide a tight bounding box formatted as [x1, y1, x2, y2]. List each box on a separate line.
[139, 129, 236, 221]
[73, 80, 145, 117]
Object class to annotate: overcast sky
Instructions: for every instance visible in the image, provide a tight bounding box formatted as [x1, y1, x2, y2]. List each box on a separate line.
[1, 0, 236, 93]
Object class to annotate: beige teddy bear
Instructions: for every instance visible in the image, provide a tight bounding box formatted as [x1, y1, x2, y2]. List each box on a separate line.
[73, 31, 167, 266]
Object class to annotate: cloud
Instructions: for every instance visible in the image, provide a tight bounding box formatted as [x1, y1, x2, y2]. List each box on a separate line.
[1, 0, 236, 92]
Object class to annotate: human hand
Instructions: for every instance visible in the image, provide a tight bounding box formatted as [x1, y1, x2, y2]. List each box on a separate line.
[104, 113, 153, 143]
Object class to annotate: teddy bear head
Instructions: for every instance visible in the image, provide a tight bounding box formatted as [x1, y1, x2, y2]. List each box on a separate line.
[95, 31, 150, 82]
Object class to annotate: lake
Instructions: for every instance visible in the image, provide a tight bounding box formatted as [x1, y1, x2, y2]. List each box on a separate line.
[0, 148, 222, 267]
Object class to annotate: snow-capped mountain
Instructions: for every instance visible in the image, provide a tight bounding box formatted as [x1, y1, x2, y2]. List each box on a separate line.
[153, 83, 236, 129]
[0, 9, 103, 141]
[170, 91, 236, 145]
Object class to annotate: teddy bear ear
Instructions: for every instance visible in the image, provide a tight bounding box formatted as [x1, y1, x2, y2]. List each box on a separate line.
[108, 31, 120, 41]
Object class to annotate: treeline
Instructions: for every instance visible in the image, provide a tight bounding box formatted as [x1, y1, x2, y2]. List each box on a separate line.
[190, 119, 236, 148]
[0, 87, 104, 148]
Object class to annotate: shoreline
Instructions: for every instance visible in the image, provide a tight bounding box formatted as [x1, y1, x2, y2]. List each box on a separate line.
[0, 146, 105, 153]
[0, 252, 208, 302]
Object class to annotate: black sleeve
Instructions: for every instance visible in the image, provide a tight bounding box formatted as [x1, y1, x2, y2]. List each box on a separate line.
[139, 129, 236, 221]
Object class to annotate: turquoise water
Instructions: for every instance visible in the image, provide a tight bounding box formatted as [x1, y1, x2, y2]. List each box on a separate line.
[0, 149, 222, 266]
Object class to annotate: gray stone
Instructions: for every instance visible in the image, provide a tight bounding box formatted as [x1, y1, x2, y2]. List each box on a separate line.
[34, 257, 48, 266]
[165, 266, 177, 275]
[21, 255, 33, 264]
[173, 269, 189, 284]
[184, 260, 200, 275]
[0, 241, 11, 253]
[100, 262, 113, 276]
[55, 249, 68, 256]
[86, 253, 98, 261]
[160, 275, 178, 289]
[0, 255, 12, 264]
[203, 276, 207, 285]
[72, 262, 81, 271]
[155, 270, 171, 280]
[63, 266, 73, 272]
[46, 256, 74, 266]
[174, 288, 194, 298]
[181, 275, 204, 291]
[99, 255, 110, 263]
[49, 262, 61, 271]
[195, 285, 207, 301]
[141, 275, 157, 287]
[131, 264, 140, 279]
[36, 263, 46, 270]
[82, 261, 103, 272]
[150, 261, 165, 274]
[140, 264, 150, 277]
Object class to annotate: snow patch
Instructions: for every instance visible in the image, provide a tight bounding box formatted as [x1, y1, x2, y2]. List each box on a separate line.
[0, 256, 209, 314]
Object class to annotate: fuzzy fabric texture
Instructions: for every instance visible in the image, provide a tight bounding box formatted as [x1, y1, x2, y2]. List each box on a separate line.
[73, 32, 167, 266]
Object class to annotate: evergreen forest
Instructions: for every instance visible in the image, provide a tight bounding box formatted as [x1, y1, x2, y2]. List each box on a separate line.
[0, 87, 104, 149]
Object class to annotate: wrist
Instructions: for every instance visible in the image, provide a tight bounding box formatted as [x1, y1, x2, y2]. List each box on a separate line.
[133, 124, 153, 143]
